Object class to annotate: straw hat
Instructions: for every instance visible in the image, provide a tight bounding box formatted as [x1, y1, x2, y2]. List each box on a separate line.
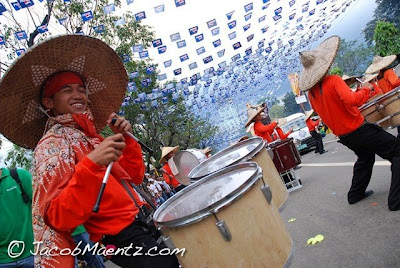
[0, 35, 128, 149]
[277, 118, 287, 127]
[363, 72, 379, 83]
[342, 74, 361, 86]
[299, 36, 340, 91]
[159, 146, 179, 164]
[305, 110, 314, 121]
[365, 55, 397, 74]
[245, 106, 263, 127]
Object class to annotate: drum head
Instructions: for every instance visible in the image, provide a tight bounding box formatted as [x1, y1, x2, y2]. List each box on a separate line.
[153, 162, 261, 228]
[172, 150, 206, 185]
[188, 137, 265, 180]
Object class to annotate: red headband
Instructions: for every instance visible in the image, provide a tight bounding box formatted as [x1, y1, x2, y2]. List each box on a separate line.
[43, 72, 84, 98]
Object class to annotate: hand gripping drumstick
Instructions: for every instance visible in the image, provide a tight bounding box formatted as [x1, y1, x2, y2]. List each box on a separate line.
[92, 117, 154, 213]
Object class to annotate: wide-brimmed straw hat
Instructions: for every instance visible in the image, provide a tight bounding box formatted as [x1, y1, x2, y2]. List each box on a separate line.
[305, 110, 314, 121]
[299, 36, 340, 91]
[342, 74, 361, 86]
[0, 35, 128, 149]
[365, 55, 397, 74]
[159, 146, 179, 164]
[363, 72, 379, 83]
[245, 106, 263, 127]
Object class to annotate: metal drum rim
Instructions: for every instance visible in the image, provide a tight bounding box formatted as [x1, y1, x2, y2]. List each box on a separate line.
[188, 136, 265, 180]
[153, 162, 262, 228]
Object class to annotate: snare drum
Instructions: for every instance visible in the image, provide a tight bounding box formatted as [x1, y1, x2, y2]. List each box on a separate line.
[170, 149, 207, 185]
[268, 138, 301, 173]
[153, 162, 293, 267]
[188, 137, 288, 210]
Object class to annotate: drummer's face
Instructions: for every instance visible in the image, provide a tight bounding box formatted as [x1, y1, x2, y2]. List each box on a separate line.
[42, 84, 88, 116]
[254, 114, 262, 121]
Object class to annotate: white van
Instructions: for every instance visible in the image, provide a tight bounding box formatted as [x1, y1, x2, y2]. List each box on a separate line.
[280, 113, 316, 153]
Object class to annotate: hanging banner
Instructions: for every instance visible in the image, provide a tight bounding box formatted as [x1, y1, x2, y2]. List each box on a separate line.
[288, 73, 300, 96]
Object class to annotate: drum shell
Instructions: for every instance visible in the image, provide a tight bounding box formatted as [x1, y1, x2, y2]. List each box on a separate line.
[270, 139, 301, 173]
[380, 90, 400, 127]
[359, 100, 384, 125]
[160, 177, 293, 267]
[252, 147, 288, 210]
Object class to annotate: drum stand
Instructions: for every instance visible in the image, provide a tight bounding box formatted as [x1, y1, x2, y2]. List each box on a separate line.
[279, 168, 302, 192]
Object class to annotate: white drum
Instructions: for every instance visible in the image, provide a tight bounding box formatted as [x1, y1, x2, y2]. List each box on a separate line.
[169, 149, 207, 185]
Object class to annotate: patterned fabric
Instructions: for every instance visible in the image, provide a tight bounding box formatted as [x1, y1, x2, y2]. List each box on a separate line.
[31, 109, 144, 268]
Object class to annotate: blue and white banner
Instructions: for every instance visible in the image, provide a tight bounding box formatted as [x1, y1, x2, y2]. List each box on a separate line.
[170, 32, 181, 42]
[196, 46, 206, 55]
[212, 39, 221, 48]
[152, 38, 163, 47]
[189, 26, 198, 35]
[139, 50, 149, 58]
[233, 42, 241, 50]
[211, 27, 220, 36]
[203, 55, 213, 64]
[175, 0, 186, 7]
[81, 11, 93, 22]
[274, 7, 282, 15]
[258, 15, 266, 23]
[188, 62, 198, 70]
[158, 73, 167, 81]
[94, 25, 105, 33]
[228, 20, 236, 29]
[0, 36, 5, 45]
[114, 18, 126, 26]
[207, 19, 217, 28]
[243, 23, 251, 31]
[11, 2, 22, 11]
[195, 34, 204, 42]
[135, 11, 146, 21]
[103, 3, 115, 14]
[228, 31, 237, 40]
[154, 4, 165, 13]
[226, 11, 234, 20]
[244, 12, 252, 21]
[16, 48, 26, 56]
[164, 60, 172, 68]
[158, 45, 167, 54]
[15, 31, 28, 40]
[132, 45, 143, 53]
[180, 54, 189, 62]
[217, 49, 225, 57]
[177, 40, 186, 48]
[244, 2, 253, 12]
[247, 34, 254, 42]
[174, 68, 182, 75]
[37, 25, 48, 33]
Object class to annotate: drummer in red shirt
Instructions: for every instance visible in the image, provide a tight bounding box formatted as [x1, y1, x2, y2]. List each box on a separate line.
[365, 55, 400, 94]
[305, 110, 326, 154]
[246, 106, 292, 142]
[298, 35, 400, 211]
[160, 146, 185, 192]
[366, 55, 400, 137]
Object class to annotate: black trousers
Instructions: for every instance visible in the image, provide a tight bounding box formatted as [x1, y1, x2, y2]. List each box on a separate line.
[103, 220, 180, 268]
[339, 123, 400, 210]
[310, 130, 324, 153]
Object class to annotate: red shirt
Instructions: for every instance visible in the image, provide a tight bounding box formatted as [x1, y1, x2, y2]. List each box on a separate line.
[162, 163, 180, 188]
[308, 75, 370, 136]
[378, 69, 400, 94]
[253, 121, 277, 142]
[306, 118, 320, 132]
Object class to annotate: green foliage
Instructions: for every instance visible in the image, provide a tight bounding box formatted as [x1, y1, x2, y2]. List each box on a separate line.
[282, 92, 301, 116]
[4, 145, 33, 170]
[364, 0, 400, 44]
[269, 104, 285, 120]
[373, 21, 400, 56]
[332, 38, 374, 76]
[330, 67, 343, 76]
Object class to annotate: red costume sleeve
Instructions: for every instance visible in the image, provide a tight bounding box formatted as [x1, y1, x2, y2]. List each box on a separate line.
[118, 137, 145, 185]
[335, 77, 370, 107]
[385, 69, 400, 89]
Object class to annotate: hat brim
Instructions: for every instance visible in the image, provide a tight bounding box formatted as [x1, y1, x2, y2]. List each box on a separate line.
[159, 146, 179, 164]
[0, 35, 128, 149]
[245, 107, 263, 127]
[305, 110, 314, 120]
[365, 55, 397, 74]
[299, 36, 340, 92]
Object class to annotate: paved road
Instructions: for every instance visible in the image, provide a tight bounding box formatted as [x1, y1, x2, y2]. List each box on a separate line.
[106, 130, 400, 267]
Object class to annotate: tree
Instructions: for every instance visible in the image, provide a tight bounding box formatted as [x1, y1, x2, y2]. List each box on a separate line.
[330, 66, 343, 76]
[332, 38, 374, 76]
[363, 0, 400, 44]
[269, 104, 285, 120]
[4, 145, 33, 170]
[373, 21, 400, 56]
[282, 92, 301, 116]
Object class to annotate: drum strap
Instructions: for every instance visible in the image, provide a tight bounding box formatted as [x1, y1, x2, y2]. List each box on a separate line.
[121, 180, 148, 221]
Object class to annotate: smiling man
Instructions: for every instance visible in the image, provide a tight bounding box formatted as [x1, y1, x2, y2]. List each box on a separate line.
[0, 35, 179, 268]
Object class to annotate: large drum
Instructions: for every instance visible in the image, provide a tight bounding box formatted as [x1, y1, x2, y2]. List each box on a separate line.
[268, 138, 301, 173]
[359, 87, 400, 129]
[379, 86, 400, 127]
[188, 137, 288, 211]
[153, 162, 293, 267]
[169, 149, 207, 185]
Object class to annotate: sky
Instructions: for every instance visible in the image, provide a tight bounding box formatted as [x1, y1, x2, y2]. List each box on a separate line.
[0, 0, 380, 161]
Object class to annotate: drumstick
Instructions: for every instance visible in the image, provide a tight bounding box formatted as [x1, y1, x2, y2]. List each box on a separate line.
[93, 162, 114, 213]
[110, 118, 154, 155]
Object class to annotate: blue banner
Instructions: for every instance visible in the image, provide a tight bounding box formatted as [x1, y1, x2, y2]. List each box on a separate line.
[135, 11, 146, 21]
[158, 46, 167, 54]
[179, 54, 189, 62]
[81, 11, 93, 22]
[164, 60, 172, 68]
[228, 31, 236, 40]
[226, 11, 234, 20]
[195, 34, 204, 42]
[228, 20, 236, 29]
[177, 40, 186, 48]
[212, 39, 221, 48]
[152, 38, 163, 47]
[233, 42, 241, 50]
[207, 19, 217, 28]
[189, 26, 198, 35]
[154, 4, 165, 13]
[196, 46, 205, 55]
[170, 32, 181, 42]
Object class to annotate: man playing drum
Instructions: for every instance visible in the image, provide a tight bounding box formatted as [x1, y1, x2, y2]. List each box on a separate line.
[305, 110, 326, 154]
[365, 55, 400, 137]
[299, 36, 400, 211]
[160, 146, 185, 192]
[0, 35, 179, 268]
